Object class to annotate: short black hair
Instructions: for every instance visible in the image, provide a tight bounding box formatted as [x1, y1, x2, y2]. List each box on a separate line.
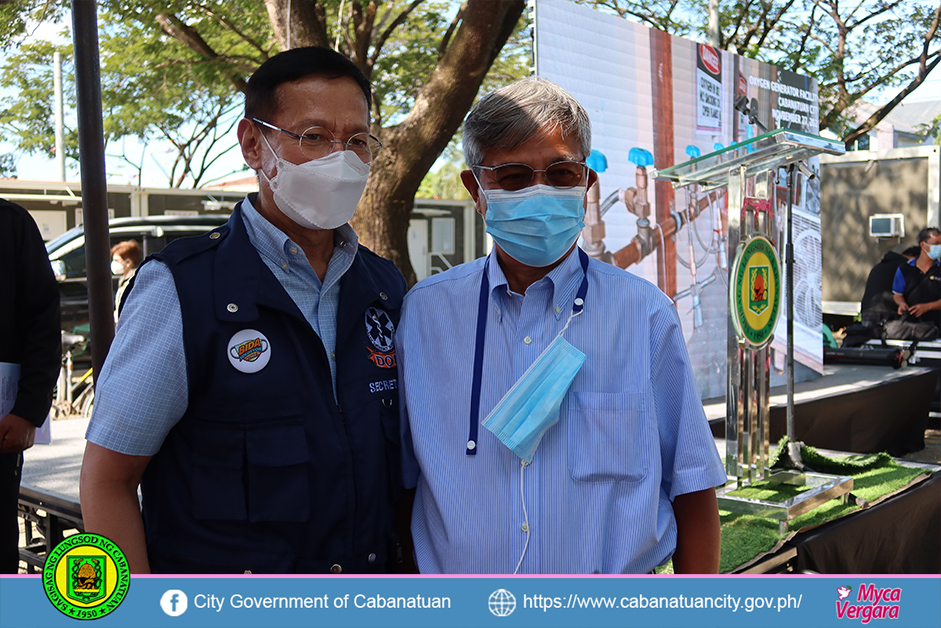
[902, 245, 921, 258]
[917, 227, 941, 245]
[244, 47, 371, 120]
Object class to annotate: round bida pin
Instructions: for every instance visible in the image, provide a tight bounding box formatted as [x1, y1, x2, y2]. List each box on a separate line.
[227, 329, 271, 373]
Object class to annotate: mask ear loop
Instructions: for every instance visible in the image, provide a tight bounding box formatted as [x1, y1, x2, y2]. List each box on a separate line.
[557, 297, 585, 338]
[256, 129, 282, 187]
[512, 250, 589, 574]
[513, 459, 531, 574]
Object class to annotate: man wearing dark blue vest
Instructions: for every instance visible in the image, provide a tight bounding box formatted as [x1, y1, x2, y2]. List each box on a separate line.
[81, 47, 407, 574]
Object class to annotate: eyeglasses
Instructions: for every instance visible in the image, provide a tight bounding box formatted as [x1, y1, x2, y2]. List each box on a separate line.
[251, 118, 382, 163]
[472, 161, 587, 191]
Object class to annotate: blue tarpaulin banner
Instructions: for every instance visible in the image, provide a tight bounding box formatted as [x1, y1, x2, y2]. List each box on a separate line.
[2, 574, 939, 628]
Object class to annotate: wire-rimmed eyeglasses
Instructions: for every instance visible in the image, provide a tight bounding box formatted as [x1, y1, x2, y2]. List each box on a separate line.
[251, 118, 382, 163]
[471, 161, 587, 191]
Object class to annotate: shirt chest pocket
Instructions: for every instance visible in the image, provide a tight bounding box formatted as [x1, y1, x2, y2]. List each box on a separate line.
[566, 392, 652, 483]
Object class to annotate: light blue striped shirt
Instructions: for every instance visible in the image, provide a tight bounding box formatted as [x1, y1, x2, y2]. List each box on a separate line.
[87, 196, 358, 456]
[398, 248, 727, 574]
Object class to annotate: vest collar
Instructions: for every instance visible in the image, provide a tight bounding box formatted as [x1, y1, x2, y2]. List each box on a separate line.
[213, 201, 305, 323]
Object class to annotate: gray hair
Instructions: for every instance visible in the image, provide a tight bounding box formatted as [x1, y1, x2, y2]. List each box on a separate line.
[462, 77, 591, 168]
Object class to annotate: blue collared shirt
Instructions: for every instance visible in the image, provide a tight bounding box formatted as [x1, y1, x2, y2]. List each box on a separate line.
[87, 196, 358, 456]
[398, 248, 727, 574]
[892, 257, 941, 294]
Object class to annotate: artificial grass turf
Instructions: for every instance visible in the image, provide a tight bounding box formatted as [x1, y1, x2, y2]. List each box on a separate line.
[655, 443, 932, 574]
[715, 451, 930, 573]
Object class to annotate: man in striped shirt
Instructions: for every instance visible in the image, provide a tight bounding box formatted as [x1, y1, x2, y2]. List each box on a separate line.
[398, 78, 727, 574]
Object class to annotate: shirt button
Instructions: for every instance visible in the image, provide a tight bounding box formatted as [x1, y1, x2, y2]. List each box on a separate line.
[556, 306, 562, 314]
[331, 351, 336, 361]
[523, 336, 532, 345]
[226, 303, 238, 313]
[367, 553, 376, 564]
[467, 440, 476, 450]
[330, 564, 342, 574]
[380, 292, 388, 301]
[289, 246, 298, 255]
[339, 241, 347, 248]
[281, 262, 289, 270]
[521, 523, 529, 532]
[209, 232, 221, 240]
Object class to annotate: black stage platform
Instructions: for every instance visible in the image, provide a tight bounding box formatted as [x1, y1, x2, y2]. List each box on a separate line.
[705, 364, 939, 455]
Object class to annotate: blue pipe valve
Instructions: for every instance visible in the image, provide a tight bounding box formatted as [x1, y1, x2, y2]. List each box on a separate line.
[586, 149, 608, 173]
[628, 147, 653, 168]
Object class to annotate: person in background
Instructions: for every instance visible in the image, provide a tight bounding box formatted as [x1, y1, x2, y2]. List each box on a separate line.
[893, 228, 941, 327]
[860, 245, 919, 326]
[110, 239, 140, 322]
[397, 77, 726, 574]
[0, 199, 61, 573]
[81, 47, 407, 574]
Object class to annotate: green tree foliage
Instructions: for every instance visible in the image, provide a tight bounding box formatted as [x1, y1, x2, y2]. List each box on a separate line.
[0, 0, 526, 280]
[0, 154, 16, 178]
[580, 0, 941, 146]
[0, 39, 79, 168]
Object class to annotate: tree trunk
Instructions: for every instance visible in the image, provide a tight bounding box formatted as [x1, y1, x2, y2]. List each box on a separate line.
[353, 0, 525, 285]
[265, 0, 330, 49]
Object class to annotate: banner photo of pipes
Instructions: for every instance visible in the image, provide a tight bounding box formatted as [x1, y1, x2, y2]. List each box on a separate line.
[534, 0, 823, 400]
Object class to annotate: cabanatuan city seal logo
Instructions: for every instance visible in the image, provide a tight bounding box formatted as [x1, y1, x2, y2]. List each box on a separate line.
[43, 533, 130, 620]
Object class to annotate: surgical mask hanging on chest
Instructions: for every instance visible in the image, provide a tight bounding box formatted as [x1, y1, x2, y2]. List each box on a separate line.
[482, 185, 586, 267]
[259, 133, 370, 230]
[481, 334, 586, 463]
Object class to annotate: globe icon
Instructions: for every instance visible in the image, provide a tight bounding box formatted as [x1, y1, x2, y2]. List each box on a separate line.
[488, 589, 516, 617]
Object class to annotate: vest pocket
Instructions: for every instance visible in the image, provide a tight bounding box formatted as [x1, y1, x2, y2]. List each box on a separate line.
[566, 391, 651, 483]
[246, 423, 310, 522]
[190, 421, 310, 522]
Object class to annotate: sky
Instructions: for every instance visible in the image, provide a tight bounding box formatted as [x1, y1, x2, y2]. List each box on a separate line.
[3, 4, 941, 188]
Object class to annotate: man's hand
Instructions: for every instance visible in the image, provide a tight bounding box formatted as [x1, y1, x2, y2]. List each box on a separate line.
[908, 301, 938, 317]
[894, 294, 909, 316]
[0, 413, 37, 454]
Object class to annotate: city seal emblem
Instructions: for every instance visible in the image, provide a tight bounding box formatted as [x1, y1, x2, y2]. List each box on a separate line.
[43, 532, 130, 620]
[730, 234, 781, 348]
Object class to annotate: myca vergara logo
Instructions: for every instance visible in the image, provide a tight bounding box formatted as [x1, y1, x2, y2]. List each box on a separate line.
[43, 533, 130, 620]
[836, 583, 901, 624]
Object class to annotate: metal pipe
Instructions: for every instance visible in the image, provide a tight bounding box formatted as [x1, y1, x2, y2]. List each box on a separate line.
[785, 163, 802, 468]
[54, 51, 66, 181]
[708, 0, 720, 48]
[72, 0, 115, 381]
[612, 190, 718, 268]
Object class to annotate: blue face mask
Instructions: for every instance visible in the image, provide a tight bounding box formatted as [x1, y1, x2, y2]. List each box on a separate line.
[481, 334, 586, 463]
[481, 184, 586, 267]
[929, 244, 941, 260]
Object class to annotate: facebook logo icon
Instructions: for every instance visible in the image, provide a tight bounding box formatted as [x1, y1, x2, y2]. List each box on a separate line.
[160, 590, 188, 616]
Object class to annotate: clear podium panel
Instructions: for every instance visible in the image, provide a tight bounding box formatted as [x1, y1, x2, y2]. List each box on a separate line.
[652, 128, 845, 190]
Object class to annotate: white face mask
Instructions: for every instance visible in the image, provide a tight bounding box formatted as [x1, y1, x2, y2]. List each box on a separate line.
[110, 260, 125, 275]
[259, 133, 370, 230]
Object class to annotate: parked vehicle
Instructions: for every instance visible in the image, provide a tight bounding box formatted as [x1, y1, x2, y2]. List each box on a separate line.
[46, 214, 229, 337]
